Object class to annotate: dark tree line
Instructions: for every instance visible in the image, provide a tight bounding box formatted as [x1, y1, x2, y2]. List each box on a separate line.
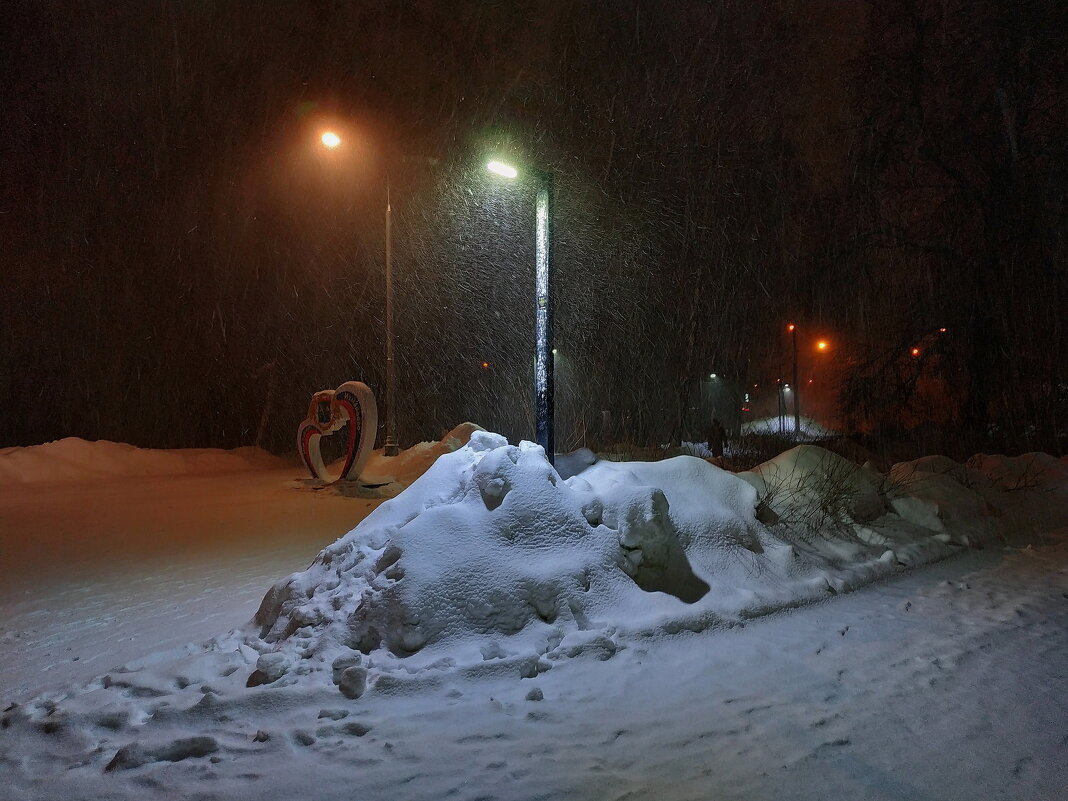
[1, 1, 1064, 458]
[838, 0, 1068, 454]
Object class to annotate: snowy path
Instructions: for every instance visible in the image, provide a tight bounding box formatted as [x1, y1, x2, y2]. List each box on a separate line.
[0, 469, 375, 699]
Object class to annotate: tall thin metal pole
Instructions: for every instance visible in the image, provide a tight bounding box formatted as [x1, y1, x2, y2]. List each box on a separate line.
[384, 177, 399, 457]
[534, 173, 554, 465]
[792, 327, 800, 434]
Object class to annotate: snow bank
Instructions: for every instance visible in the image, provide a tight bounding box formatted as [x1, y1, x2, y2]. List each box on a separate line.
[357, 422, 484, 487]
[0, 438, 281, 485]
[253, 431, 720, 678]
[249, 438, 1050, 693]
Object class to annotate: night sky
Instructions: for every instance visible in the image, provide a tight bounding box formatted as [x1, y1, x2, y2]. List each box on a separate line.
[2, 1, 1065, 456]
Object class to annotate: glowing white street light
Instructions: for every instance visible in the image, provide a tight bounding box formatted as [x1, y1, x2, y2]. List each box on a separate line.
[486, 160, 518, 179]
[486, 158, 555, 465]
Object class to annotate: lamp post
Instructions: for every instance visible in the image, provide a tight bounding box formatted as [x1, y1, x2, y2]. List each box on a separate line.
[383, 179, 398, 456]
[787, 323, 800, 434]
[777, 380, 785, 434]
[486, 160, 555, 465]
[320, 130, 400, 456]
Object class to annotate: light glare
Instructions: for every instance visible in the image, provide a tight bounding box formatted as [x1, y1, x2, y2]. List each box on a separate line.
[487, 160, 518, 179]
[321, 131, 341, 148]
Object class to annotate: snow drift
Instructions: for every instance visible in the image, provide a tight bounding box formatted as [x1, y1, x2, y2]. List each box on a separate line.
[0, 437, 280, 485]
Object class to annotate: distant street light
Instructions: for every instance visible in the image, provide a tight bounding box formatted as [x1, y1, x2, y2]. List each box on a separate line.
[781, 380, 790, 435]
[318, 130, 400, 457]
[486, 159, 555, 465]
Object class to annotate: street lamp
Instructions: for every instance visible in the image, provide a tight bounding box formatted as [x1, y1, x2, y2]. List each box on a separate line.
[319, 130, 400, 457]
[787, 323, 800, 434]
[486, 159, 555, 465]
[487, 160, 518, 179]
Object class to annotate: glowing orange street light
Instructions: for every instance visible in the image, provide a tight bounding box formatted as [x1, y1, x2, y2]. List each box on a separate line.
[816, 340, 829, 352]
[911, 347, 921, 357]
[317, 128, 399, 455]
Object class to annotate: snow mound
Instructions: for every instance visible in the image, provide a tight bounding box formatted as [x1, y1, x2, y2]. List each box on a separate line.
[365, 422, 482, 483]
[894, 451, 1068, 536]
[966, 451, 1068, 489]
[246, 436, 1022, 694]
[0, 438, 281, 485]
[253, 431, 729, 676]
[740, 445, 887, 527]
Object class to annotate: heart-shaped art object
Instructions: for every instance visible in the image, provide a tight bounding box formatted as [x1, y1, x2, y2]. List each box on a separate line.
[297, 381, 378, 483]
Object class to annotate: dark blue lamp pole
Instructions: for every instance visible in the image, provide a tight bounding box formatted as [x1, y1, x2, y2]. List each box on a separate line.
[487, 160, 555, 465]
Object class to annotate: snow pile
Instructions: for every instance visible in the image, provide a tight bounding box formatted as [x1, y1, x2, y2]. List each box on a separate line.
[253, 431, 737, 680]
[967, 451, 1068, 488]
[737, 445, 997, 592]
[247, 437, 1039, 692]
[894, 451, 1068, 536]
[0, 438, 280, 485]
[337, 422, 484, 490]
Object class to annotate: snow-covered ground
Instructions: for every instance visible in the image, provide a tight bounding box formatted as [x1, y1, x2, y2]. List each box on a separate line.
[1, 432, 1066, 800]
[741, 414, 836, 440]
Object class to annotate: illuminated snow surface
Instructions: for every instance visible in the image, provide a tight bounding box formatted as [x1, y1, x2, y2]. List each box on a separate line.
[741, 414, 837, 440]
[1, 431, 1067, 800]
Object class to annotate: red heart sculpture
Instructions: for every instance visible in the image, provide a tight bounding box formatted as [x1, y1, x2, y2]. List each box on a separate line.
[297, 381, 378, 483]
